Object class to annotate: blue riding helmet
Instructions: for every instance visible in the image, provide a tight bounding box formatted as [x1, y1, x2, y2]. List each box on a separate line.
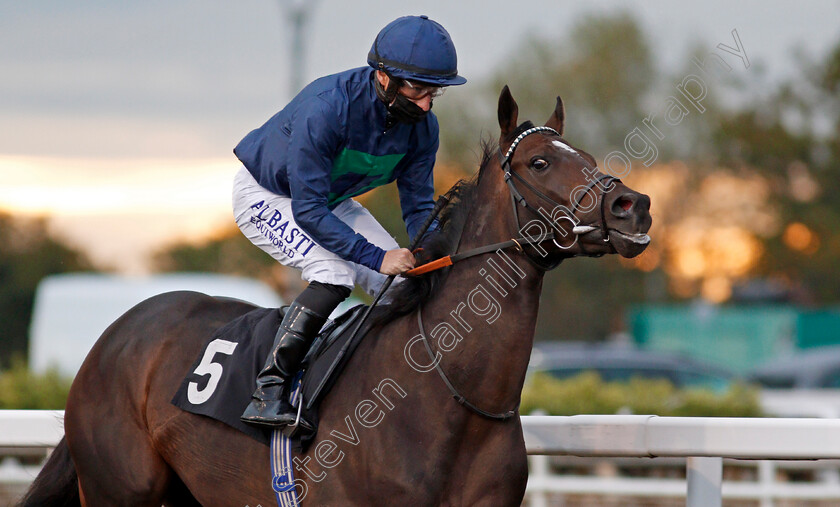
[367, 15, 467, 87]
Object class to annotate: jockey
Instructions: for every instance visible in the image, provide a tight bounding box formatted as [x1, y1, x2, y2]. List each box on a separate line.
[232, 15, 466, 430]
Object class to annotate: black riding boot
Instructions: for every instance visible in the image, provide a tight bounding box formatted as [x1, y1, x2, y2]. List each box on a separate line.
[240, 301, 327, 431]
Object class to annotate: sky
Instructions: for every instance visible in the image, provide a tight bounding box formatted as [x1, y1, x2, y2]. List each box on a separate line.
[2, 0, 839, 273]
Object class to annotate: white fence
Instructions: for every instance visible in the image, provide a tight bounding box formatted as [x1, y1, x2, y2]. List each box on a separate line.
[0, 410, 65, 504]
[522, 414, 840, 507]
[3, 411, 840, 506]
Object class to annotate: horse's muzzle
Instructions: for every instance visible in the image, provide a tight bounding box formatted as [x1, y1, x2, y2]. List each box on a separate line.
[604, 189, 652, 258]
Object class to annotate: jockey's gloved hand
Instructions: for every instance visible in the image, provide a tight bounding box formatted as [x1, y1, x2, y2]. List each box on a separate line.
[380, 248, 416, 275]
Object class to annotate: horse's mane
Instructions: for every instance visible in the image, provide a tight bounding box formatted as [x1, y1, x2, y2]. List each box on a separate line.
[374, 122, 536, 325]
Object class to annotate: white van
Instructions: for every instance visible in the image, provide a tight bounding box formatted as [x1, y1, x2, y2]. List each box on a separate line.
[28, 273, 283, 376]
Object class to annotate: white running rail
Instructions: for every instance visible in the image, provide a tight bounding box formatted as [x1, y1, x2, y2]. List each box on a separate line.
[3, 411, 840, 506]
[521, 414, 840, 507]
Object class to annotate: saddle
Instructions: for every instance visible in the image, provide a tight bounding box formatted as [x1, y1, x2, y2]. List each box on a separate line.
[300, 303, 374, 412]
[171, 302, 379, 450]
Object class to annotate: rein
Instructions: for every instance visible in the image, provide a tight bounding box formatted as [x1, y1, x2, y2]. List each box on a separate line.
[405, 231, 554, 276]
[416, 305, 517, 421]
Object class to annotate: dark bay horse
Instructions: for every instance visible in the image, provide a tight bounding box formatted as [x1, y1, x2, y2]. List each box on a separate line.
[21, 86, 651, 506]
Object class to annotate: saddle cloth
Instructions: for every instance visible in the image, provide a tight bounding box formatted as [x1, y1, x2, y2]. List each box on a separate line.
[171, 303, 375, 449]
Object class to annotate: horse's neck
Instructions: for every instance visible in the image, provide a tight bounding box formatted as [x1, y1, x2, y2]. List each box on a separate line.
[421, 168, 545, 411]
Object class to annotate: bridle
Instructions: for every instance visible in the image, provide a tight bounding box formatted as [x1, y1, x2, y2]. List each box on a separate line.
[404, 126, 621, 278]
[413, 126, 622, 421]
[498, 126, 620, 269]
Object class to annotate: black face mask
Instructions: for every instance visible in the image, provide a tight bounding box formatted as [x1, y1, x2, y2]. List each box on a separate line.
[388, 93, 430, 124]
[375, 76, 430, 125]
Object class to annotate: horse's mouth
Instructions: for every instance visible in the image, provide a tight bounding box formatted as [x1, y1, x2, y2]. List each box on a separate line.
[608, 229, 651, 258]
[612, 230, 650, 245]
[573, 225, 650, 246]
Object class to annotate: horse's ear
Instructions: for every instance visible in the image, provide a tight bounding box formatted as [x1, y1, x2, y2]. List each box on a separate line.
[545, 96, 565, 136]
[498, 85, 519, 138]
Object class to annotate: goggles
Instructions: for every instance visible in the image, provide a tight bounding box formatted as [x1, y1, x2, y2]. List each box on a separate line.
[400, 79, 446, 100]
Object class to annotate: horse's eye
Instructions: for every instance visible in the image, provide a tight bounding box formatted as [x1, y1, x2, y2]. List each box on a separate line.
[530, 157, 550, 171]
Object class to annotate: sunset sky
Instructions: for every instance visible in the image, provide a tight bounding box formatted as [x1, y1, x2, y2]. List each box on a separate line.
[0, 155, 233, 271]
[2, 0, 839, 273]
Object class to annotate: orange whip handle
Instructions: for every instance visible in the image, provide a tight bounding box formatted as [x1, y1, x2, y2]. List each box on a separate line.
[405, 256, 453, 276]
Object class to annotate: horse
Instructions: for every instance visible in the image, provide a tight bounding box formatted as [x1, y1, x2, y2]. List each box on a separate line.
[21, 86, 651, 506]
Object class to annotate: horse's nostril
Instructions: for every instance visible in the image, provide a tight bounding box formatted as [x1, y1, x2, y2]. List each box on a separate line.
[616, 197, 633, 212]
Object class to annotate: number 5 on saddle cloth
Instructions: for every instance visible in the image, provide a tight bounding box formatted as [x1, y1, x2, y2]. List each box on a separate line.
[171, 299, 377, 451]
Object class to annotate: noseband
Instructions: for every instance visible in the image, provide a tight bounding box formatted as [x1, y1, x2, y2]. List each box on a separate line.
[499, 126, 619, 269]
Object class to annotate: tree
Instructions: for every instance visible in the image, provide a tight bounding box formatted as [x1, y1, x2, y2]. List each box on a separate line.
[436, 11, 656, 166]
[0, 213, 94, 368]
[710, 37, 840, 303]
[433, 12, 662, 341]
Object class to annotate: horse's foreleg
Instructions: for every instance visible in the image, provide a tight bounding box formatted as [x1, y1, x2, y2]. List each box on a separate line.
[448, 425, 529, 507]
